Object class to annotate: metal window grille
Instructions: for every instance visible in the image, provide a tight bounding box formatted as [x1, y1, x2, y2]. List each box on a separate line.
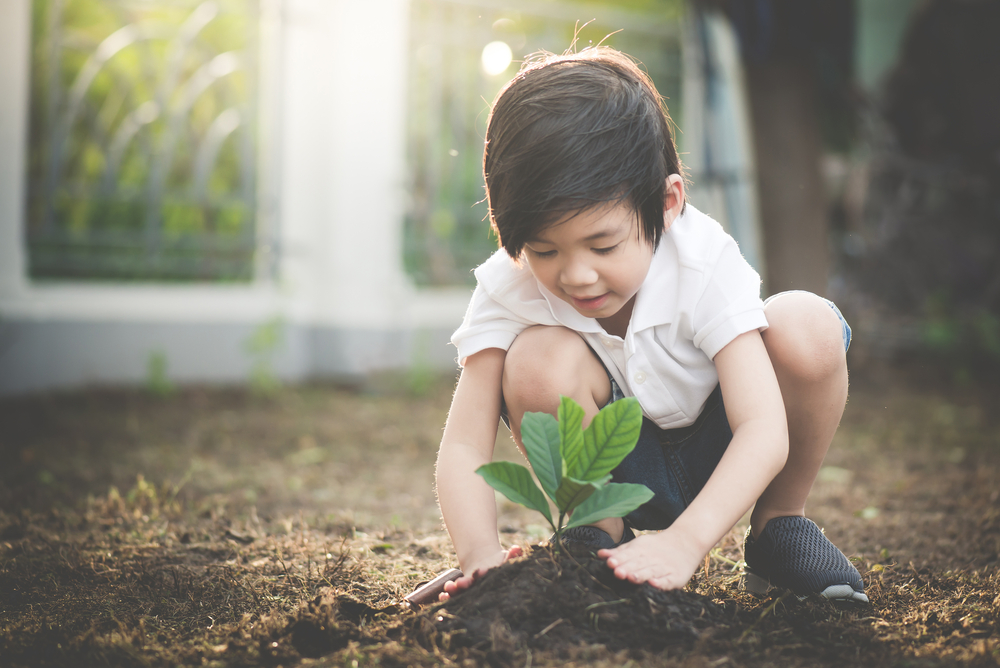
[25, 0, 263, 282]
[404, 0, 682, 286]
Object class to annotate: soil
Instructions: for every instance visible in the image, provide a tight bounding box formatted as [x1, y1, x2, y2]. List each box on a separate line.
[1, 363, 998, 667]
[421, 544, 736, 653]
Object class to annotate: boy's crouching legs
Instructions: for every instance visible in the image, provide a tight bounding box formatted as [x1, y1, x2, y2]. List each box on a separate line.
[754, 291, 848, 531]
[502, 326, 624, 543]
[748, 292, 866, 603]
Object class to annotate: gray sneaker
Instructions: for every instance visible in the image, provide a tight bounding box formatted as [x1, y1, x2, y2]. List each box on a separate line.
[742, 516, 869, 604]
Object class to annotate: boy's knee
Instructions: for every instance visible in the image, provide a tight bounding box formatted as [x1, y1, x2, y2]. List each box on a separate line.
[763, 293, 846, 385]
[503, 326, 607, 413]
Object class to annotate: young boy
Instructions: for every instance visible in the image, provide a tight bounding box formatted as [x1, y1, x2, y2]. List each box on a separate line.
[435, 47, 867, 604]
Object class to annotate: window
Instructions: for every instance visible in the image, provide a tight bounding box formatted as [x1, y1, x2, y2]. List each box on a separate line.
[26, 0, 264, 281]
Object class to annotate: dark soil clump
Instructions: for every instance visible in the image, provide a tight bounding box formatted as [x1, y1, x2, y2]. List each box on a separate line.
[407, 544, 737, 655]
[275, 593, 384, 660]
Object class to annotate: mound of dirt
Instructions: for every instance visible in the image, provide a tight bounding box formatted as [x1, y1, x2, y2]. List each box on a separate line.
[404, 544, 738, 656]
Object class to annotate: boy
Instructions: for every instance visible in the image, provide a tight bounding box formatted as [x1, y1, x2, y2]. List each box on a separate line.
[435, 47, 867, 604]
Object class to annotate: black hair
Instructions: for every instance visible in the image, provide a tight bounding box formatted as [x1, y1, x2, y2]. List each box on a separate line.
[483, 47, 684, 259]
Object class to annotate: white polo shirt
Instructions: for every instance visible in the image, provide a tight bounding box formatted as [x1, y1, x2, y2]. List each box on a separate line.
[451, 205, 768, 429]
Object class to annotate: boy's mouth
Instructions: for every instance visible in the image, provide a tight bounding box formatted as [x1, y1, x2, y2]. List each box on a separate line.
[570, 293, 610, 311]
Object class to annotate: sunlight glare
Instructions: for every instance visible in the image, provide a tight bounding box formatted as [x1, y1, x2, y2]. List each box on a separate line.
[481, 40, 512, 76]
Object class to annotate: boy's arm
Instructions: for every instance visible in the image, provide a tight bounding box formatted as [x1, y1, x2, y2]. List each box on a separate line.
[601, 329, 788, 588]
[670, 328, 789, 553]
[435, 347, 518, 592]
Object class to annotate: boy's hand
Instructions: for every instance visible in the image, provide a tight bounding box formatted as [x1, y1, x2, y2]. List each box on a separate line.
[598, 527, 703, 590]
[439, 545, 522, 601]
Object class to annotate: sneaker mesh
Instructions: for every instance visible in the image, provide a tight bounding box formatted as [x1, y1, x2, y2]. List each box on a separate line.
[744, 516, 865, 597]
[554, 524, 636, 550]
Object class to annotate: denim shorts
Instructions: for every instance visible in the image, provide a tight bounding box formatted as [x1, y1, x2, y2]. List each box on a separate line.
[608, 293, 851, 531]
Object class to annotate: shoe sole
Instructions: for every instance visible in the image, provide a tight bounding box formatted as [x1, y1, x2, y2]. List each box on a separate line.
[819, 584, 869, 604]
[741, 572, 869, 604]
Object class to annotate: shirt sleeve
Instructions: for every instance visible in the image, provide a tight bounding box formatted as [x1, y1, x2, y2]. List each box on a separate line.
[450, 284, 536, 366]
[691, 238, 768, 359]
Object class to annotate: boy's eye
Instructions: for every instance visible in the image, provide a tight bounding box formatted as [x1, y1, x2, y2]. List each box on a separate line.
[593, 244, 619, 255]
[528, 248, 556, 258]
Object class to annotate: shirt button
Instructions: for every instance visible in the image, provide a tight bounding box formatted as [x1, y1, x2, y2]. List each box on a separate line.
[601, 336, 613, 346]
[633, 371, 646, 384]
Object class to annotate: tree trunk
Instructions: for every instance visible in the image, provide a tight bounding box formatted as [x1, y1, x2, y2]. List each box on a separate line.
[746, 62, 829, 297]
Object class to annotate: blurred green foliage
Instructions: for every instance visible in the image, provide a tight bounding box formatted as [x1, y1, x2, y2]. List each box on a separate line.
[245, 317, 283, 396]
[846, 0, 1000, 380]
[145, 350, 175, 397]
[921, 291, 1000, 381]
[27, 0, 257, 281]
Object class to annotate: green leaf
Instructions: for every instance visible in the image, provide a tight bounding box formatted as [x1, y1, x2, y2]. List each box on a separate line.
[573, 397, 643, 482]
[476, 461, 553, 526]
[558, 396, 586, 476]
[520, 411, 562, 501]
[554, 474, 609, 515]
[564, 483, 655, 529]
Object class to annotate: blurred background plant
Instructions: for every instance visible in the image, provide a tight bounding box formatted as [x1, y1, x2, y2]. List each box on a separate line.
[245, 316, 283, 395]
[26, 0, 260, 281]
[837, 0, 1000, 381]
[145, 349, 175, 396]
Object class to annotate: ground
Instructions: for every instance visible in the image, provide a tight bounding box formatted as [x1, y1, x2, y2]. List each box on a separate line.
[0, 363, 997, 667]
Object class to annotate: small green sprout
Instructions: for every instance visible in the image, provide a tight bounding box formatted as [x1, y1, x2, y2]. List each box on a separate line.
[477, 396, 653, 550]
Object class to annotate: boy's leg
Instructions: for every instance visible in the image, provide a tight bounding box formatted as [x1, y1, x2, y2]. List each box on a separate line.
[751, 291, 848, 533]
[746, 291, 866, 602]
[502, 325, 624, 542]
[502, 325, 612, 444]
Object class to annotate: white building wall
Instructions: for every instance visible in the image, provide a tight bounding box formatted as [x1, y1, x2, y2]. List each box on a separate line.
[0, 0, 471, 396]
[0, 0, 31, 305]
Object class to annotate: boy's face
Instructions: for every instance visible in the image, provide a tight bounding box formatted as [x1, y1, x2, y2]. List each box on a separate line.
[522, 202, 655, 327]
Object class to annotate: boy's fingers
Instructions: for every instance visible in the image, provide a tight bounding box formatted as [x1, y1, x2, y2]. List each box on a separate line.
[455, 574, 475, 588]
[436, 578, 467, 602]
[430, 550, 520, 603]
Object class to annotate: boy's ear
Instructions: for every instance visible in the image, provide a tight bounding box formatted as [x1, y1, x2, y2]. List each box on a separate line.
[663, 174, 685, 231]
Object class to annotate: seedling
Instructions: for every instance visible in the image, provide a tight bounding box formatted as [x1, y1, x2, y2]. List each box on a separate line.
[477, 396, 653, 550]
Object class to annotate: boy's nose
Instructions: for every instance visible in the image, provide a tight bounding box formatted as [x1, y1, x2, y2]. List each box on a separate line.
[559, 258, 598, 287]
